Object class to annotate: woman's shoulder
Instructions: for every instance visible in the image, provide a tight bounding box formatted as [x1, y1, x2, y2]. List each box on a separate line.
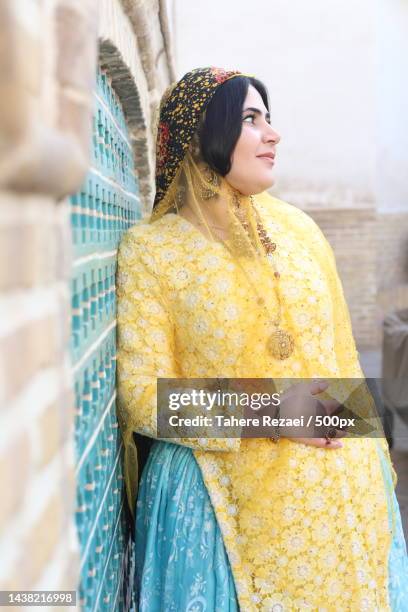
[255, 192, 319, 231]
[119, 214, 184, 252]
[118, 214, 193, 276]
[255, 191, 331, 250]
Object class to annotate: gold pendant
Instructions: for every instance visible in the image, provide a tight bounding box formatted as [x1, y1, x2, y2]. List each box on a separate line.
[267, 327, 295, 360]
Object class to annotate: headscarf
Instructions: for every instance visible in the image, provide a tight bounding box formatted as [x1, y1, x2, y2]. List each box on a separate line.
[152, 66, 246, 212]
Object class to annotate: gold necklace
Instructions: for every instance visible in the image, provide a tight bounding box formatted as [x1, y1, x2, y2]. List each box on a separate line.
[180, 196, 295, 360]
[251, 196, 294, 360]
[229, 193, 295, 360]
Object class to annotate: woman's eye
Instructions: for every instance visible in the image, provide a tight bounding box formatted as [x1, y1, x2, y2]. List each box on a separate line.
[243, 115, 255, 123]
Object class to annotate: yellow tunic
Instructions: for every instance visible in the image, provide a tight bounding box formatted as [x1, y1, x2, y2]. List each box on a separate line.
[116, 192, 396, 611]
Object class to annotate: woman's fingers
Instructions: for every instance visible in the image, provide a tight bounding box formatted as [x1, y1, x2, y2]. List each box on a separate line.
[321, 398, 342, 414]
[288, 437, 343, 449]
[309, 380, 329, 395]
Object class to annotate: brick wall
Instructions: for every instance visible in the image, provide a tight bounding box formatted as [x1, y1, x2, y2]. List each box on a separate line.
[376, 212, 408, 324]
[0, 195, 79, 590]
[0, 0, 174, 602]
[0, 0, 92, 591]
[307, 206, 408, 349]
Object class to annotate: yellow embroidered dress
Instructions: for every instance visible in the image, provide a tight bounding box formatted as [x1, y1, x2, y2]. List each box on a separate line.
[116, 192, 399, 610]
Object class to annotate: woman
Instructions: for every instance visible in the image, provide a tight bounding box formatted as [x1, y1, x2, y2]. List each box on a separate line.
[116, 67, 408, 610]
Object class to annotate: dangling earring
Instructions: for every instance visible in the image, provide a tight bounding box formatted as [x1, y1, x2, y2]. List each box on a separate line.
[201, 165, 220, 199]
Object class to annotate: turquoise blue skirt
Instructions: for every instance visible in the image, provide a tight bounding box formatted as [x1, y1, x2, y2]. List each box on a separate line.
[135, 440, 408, 611]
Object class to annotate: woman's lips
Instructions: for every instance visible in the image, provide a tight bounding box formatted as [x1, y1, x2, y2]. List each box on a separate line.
[257, 155, 275, 165]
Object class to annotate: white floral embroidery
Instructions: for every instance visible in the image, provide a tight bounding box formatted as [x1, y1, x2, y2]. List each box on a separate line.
[142, 253, 156, 267]
[189, 236, 207, 249]
[225, 304, 239, 319]
[117, 298, 131, 315]
[193, 318, 209, 334]
[292, 361, 301, 372]
[204, 348, 219, 361]
[175, 269, 190, 281]
[120, 327, 136, 344]
[131, 355, 144, 368]
[204, 253, 221, 267]
[306, 466, 320, 482]
[146, 300, 162, 315]
[185, 292, 199, 307]
[214, 276, 231, 292]
[310, 495, 324, 510]
[160, 249, 177, 262]
[178, 222, 191, 236]
[302, 341, 316, 356]
[288, 534, 304, 552]
[149, 329, 166, 343]
[131, 290, 144, 301]
[151, 233, 165, 243]
[285, 284, 300, 300]
[282, 506, 296, 520]
[295, 311, 310, 326]
[262, 595, 285, 611]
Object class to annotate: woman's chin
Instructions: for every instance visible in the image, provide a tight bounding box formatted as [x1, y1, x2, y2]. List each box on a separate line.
[251, 177, 275, 195]
[225, 175, 275, 196]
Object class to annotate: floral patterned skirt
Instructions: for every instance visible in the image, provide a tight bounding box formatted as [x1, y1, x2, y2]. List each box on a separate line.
[135, 441, 239, 611]
[135, 440, 408, 611]
[376, 441, 408, 611]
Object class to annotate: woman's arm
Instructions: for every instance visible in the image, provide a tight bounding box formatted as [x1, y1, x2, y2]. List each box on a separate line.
[116, 227, 241, 453]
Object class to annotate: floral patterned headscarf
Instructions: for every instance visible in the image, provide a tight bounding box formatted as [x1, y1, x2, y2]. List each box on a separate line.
[152, 66, 249, 213]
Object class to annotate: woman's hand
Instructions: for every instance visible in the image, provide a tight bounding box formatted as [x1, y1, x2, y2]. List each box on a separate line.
[236, 379, 345, 448]
[280, 380, 345, 449]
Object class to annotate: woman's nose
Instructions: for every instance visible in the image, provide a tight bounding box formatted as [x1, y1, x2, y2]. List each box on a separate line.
[263, 125, 281, 145]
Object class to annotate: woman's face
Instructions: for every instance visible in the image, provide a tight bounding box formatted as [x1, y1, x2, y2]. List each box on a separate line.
[225, 85, 280, 195]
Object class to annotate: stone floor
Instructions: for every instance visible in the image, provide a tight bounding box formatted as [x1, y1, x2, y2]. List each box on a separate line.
[360, 349, 408, 540]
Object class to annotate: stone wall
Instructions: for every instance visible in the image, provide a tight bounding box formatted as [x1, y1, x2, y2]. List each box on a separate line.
[0, 190, 77, 590]
[0, 0, 173, 599]
[307, 206, 408, 349]
[376, 212, 408, 324]
[307, 206, 378, 348]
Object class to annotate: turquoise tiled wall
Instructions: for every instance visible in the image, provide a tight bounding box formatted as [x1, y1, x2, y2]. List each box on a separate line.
[70, 68, 141, 611]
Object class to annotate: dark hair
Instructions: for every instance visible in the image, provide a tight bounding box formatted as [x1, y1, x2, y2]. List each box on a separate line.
[198, 76, 269, 176]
